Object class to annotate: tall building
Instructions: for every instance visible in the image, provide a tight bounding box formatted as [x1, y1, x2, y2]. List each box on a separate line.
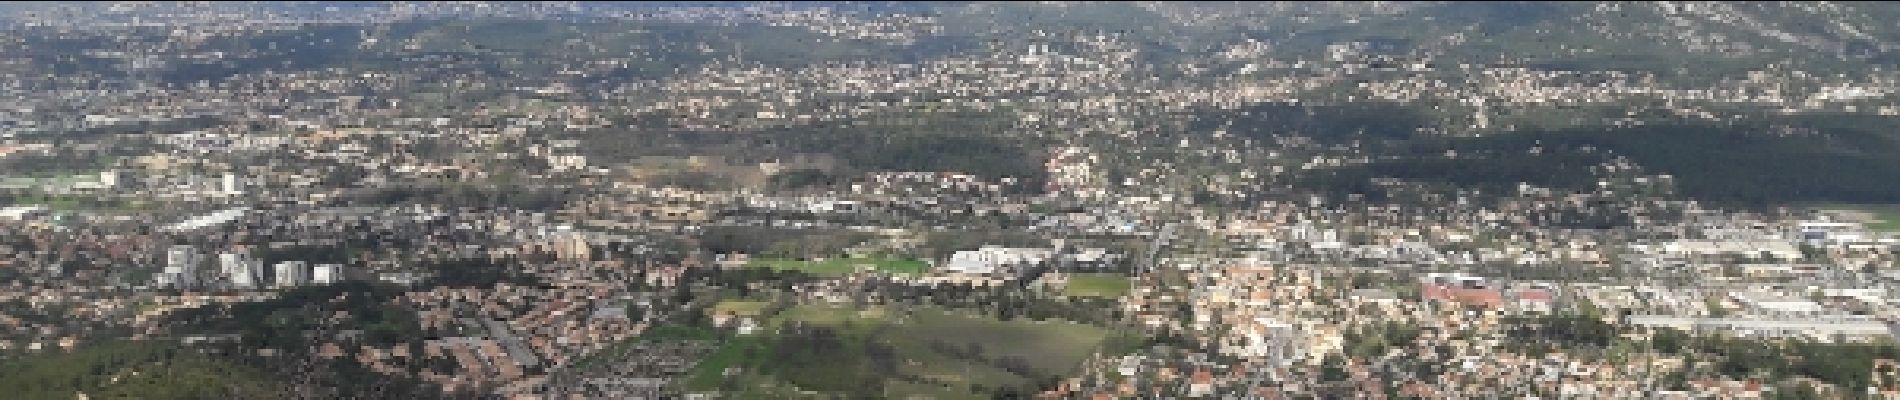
[165, 245, 200, 289]
[221, 173, 243, 196]
[312, 264, 343, 285]
[554, 232, 592, 261]
[274, 261, 309, 288]
[99, 169, 126, 189]
[153, 272, 175, 288]
[220, 252, 263, 289]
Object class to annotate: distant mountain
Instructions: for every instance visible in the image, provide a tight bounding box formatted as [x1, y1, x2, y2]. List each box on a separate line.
[8, 1, 1900, 205]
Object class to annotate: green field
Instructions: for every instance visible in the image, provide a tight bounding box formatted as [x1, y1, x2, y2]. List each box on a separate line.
[0, 340, 286, 399]
[1807, 204, 1900, 232]
[896, 309, 1109, 374]
[639, 324, 722, 341]
[750, 257, 931, 277]
[685, 305, 1111, 397]
[685, 336, 768, 390]
[886, 380, 988, 400]
[774, 304, 885, 325]
[1062, 274, 1133, 298]
[572, 324, 722, 369]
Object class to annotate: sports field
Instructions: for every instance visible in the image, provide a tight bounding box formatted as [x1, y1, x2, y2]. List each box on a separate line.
[750, 257, 931, 276]
[1062, 273, 1133, 298]
[1807, 204, 1900, 232]
[685, 305, 1110, 397]
[711, 300, 770, 316]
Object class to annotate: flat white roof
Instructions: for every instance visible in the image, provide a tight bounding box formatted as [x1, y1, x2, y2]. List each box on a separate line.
[164, 207, 251, 231]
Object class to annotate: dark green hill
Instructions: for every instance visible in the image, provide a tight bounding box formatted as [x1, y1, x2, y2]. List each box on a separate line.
[1295, 114, 1900, 206]
[0, 340, 287, 400]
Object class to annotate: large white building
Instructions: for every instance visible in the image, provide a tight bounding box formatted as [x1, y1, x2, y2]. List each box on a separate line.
[221, 173, 244, 196]
[163, 207, 250, 232]
[0, 205, 48, 221]
[99, 169, 127, 189]
[312, 264, 343, 285]
[940, 246, 1054, 276]
[274, 261, 309, 288]
[219, 252, 263, 289]
[164, 245, 201, 289]
[1628, 315, 1895, 343]
[1628, 240, 1805, 265]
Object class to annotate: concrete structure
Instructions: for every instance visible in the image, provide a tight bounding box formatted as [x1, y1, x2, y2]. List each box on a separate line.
[312, 263, 343, 285]
[98, 169, 126, 188]
[164, 207, 251, 232]
[1628, 315, 1896, 343]
[0, 206, 49, 221]
[219, 252, 263, 289]
[940, 246, 1054, 276]
[221, 173, 243, 195]
[165, 245, 201, 289]
[274, 261, 309, 288]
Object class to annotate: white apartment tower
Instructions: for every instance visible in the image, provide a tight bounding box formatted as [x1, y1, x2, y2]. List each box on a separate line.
[312, 264, 343, 285]
[221, 173, 243, 196]
[274, 261, 309, 288]
[219, 252, 263, 289]
[99, 169, 126, 188]
[164, 245, 200, 289]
